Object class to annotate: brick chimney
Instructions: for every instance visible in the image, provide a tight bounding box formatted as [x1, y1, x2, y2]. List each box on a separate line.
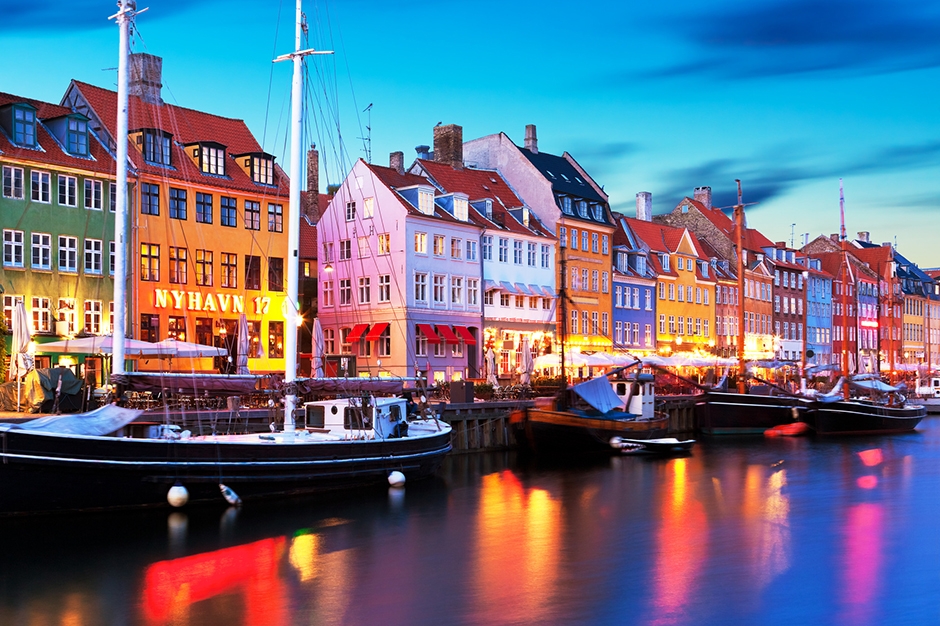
[302, 144, 319, 221]
[389, 151, 404, 175]
[636, 191, 652, 222]
[433, 124, 463, 169]
[830, 233, 839, 242]
[524, 124, 538, 154]
[857, 231, 870, 243]
[694, 186, 712, 210]
[129, 53, 163, 105]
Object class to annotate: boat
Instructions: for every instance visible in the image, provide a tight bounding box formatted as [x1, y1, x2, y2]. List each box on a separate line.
[615, 437, 696, 455]
[0, 0, 451, 516]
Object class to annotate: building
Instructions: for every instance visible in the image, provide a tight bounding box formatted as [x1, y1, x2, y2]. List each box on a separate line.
[1, 90, 118, 381]
[765, 244, 806, 363]
[611, 203, 657, 355]
[63, 54, 291, 374]
[464, 125, 614, 354]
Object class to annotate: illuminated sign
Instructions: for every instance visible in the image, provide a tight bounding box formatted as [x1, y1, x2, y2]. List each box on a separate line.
[860, 320, 879, 328]
[153, 289, 276, 316]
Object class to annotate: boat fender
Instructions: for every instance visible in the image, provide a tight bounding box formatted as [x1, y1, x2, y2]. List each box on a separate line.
[791, 407, 799, 419]
[180, 430, 192, 440]
[388, 471, 406, 487]
[167, 483, 189, 508]
[220, 483, 242, 506]
[609, 436, 623, 449]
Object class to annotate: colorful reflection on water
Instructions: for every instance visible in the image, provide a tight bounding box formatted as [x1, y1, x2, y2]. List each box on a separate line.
[2, 425, 940, 625]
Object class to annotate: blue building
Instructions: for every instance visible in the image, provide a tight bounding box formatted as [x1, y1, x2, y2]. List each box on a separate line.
[802, 257, 833, 367]
[611, 213, 657, 354]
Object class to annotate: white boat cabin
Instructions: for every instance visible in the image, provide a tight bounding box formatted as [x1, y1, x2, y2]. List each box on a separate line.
[303, 396, 410, 439]
[610, 373, 656, 419]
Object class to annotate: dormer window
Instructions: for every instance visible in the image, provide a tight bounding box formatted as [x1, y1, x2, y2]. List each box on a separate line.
[251, 155, 274, 185]
[701, 262, 709, 278]
[418, 189, 435, 215]
[577, 200, 588, 218]
[13, 105, 37, 147]
[559, 196, 573, 215]
[591, 203, 604, 221]
[454, 197, 469, 221]
[636, 256, 647, 275]
[484, 199, 493, 220]
[142, 129, 172, 166]
[661, 254, 670, 271]
[66, 117, 88, 156]
[200, 144, 226, 175]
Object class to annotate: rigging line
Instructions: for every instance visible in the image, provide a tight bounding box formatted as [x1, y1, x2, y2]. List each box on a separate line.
[260, 0, 285, 152]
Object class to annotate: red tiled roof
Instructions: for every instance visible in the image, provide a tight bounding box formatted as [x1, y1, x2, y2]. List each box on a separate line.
[682, 198, 774, 252]
[70, 80, 288, 196]
[299, 216, 318, 259]
[367, 162, 429, 190]
[0, 91, 117, 176]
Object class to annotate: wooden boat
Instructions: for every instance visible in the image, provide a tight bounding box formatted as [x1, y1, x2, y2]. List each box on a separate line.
[695, 388, 808, 435]
[802, 376, 926, 435]
[511, 373, 668, 456]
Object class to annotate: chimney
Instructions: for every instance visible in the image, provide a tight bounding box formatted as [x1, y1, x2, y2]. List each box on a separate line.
[433, 124, 463, 169]
[830, 233, 839, 243]
[775, 241, 786, 249]
[303, 144, 320, 221]
[415, 145, 431, 160]
[128, 53, 163, 105]
[857, 231, 870, 243]
[326, 184, 340, 197]
[389, 151, 404, 175]
[636, 191, 652, 222]
[693, 186, 712, 210]
[524, 124, 538, 154]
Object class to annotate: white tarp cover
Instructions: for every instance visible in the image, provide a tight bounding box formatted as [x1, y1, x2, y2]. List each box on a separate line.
[0, 404, 143, 436]
[572, 376, 624, 414]
[851, 378, 899, 393]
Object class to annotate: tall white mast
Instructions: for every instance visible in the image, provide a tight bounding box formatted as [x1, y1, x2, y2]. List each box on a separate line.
[274, 0, 331, 432]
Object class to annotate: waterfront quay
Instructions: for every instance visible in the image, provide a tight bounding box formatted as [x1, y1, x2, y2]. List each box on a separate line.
[2, 416, 938, 625]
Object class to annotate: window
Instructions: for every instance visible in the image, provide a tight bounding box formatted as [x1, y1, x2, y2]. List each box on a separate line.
[541, 244, 550, 268]
[363, 197, 374, 219]
[451, 238, 463, 259]
[704, 289, 709, 305]
[661, 254, 670, 271]
[501, 293, 510, 307]
[498, 238, 509, 263]
[200, 145, 225, 175]
[560, 227, 567, 248]
[268, 204, 283, 232]
[167, 315, 186, 341]
[244, 255, 261, 290]
[454, 197, 469, 221]
[84, 238, 103, 275]
[221, 196, 237, 227]
[678, 284, 684, 302]
[571, 310, 579, 334]
[269, 321, 284, 358]
[482, 235, 492, 260]
[418, 189, 435, 215]
[169, 188, 187, 220]
[415, 273, 428, 302]
[583, 311, 590, 334]
[140, 243, 159, 281]
[221, 253, 237, 288]
[603, 313, 610, 336]
[592, 233, 599, 253]
[141, 183, 159, 215]
[678, 316, 685, 335]
[244, 201, 261, 230]
[602, 235, 609, 255]
[451, 276, 463, 305]
[577, 200, 588, 218]
[514, 240, 523, 265]
[433, 235, 446, 256]
[317, 280, 332, 307]
[31, 171, 50, 203]
[143, 130, 171, 166]
[484, 290, 494, 306]
[515, 295, 525, 308]
[196, 193, 212, 224]
[31, 297, 51, 333]
[377, 325, 391, 357]
[31, 233, 51, 270]
[659, 282, 665, 299]
[467, 240, 478, 262]
[3, 230, 24, 268]
[109, 182, 116, 213]
[602, 272, 609, 294]
[84, 300, 102, 334]
[196, 250, 213, 286]
[358, 236, 370, 259]
[58, 175, 77, 206]
[467, 278, 479, 306]
[339, 239, 352, 260]
[414, 232, 427, 254]
[265, 257, 283, 292]
[109, 242, 115, 276]
[57, 298, 77, 335]
[339, 279, 352, 305]
[67, 117, 89, 156]
[582, 231, 588, 250]
[378, 233, 391, 255]
[2, 166, 24, 199]
[13, 106, 36, 146]
[345, 201, 357, 221]
[570, 229, 578, 250]
[616, 321, 624, 344]
[358, 277, 371, 304]
[433, 275, 446, 304]
[591, 270, 599, 292]
[560, 196, 573, 215]
[582, 269, 589, 291]
[378, 274, 391, 302]
[321, 242, 334, 263]
[696, 287, 702, 304]
[58, 236, 78, 272]
[251, 156, 274, 185]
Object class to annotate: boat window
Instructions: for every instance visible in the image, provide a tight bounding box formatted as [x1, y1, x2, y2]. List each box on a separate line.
[305, 404, 325, 428]
[389, 405, 402, 421]
[616, 383, 628, 395]
[344, 407, 369, 430]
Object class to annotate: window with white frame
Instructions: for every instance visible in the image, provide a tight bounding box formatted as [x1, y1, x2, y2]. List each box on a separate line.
[615, 321, 623, 344]
[581, 231, 588, 251]
[418, 189, 434, 215]
[602, 313, 609, 336]
[500, 293, 510, 307]
[466, 240, 478, 262]
[591, 312, 599, 334]
[513, 240, 523, 264]
[58, 175, 77, 206]
[84, 238, 103, 275]
[414, 273, 428, 302]
[2, 166, 24, 199]
[109, 182, 116, 213]
[31, 171, 51, 203]
[527, 242, 536, 266]
[339, 239, 351, 260]
[58, 298, 77, 335]
[378, 326, 391, 357]
[602, 235, 609, 255]
[571, 310, 579, 334]
[451, 276, 463, 305]
[482, 236, 492, 260]
[602, 272, 609, 294]
[345, 201, 356, 221]
[358, 236, 370, 259]
[84, 179, 103, 210]
[358, 277, 371, 304]
[541, 244, 550, 268]
[433, 235, 445, 256]
[31, 296, 51, 333]
[415, 332, 428, 357]
[484, 289, 494, 306]
[451, 238, 462, 259]
[592, 233, 598, 253]
[362, 197, 374, 219]
[378, 274, 391, 303]
[378, 233, 391, 256]
[321, 280, 333, 307]
[498, 238, 509, 263]
[31, 233, 51, 270]
[339, 279, 352, 305]
[2, 295, 21, 329]
[58, 236, 78, 272]
[432, 274, 446, 304]
[84, 300, 102, 334]
[3, 230, 24, 268]
[414, 232, 427, 254]
[454, 197, 468, 221]
[467, 280, 478, 306]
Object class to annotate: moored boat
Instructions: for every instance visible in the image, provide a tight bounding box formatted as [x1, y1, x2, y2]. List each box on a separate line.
[695, 388, 808, 435]
[802, 376, 926, 435]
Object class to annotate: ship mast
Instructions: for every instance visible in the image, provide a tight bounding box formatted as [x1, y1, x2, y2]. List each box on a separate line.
[839, 179, 850, 399]
[733, 180, 747, 394]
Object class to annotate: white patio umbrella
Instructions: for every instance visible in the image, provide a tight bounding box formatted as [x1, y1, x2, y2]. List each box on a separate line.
[36, 335, 167, 357]
[519, 337, 534, 385]
[236, 314, 250, 375]
[154, 338, 228, 358]
[485, 347, 499, 387]
[311, 317, 325, 378]
[10, 300, 32, 412]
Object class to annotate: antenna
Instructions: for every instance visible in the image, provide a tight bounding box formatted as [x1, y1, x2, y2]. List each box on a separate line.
[790, 223, 796, 248]
[358, 103, 373, 163]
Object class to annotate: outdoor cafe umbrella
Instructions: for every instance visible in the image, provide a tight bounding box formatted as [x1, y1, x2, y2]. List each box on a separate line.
[153, 338, 228, 358]
[10, 300, 32, 412]
[485, 347, 498, 387]
[236, 314, 250, 375]
[311, 317, 325, 378]
[35, 335, 168, 357]
[519, 336, 534, 385]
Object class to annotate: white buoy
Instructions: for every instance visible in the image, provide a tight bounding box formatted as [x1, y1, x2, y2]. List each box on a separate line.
[220, 483, 242, 506]
[167, 483, 189, 508]
[388, 471, 406, 488]
[609, 436, 623, 449]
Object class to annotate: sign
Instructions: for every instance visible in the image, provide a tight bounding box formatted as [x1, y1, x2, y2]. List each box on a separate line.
[153, 289, 277, 316]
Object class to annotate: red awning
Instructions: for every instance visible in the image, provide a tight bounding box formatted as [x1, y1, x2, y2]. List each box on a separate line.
[453, 326, 477, 345]
[347, 323, 370, 343]
[364, 322, 390, 342]
[416, 323, 441, 344]
[437, 325, 460, 345]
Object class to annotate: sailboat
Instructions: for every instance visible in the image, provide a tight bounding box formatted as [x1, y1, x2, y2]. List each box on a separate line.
[0, 0, 451, 516]
[800, 181, 926, 435]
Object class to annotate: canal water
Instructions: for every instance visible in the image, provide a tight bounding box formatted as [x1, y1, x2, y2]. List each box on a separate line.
[2, 418, 940, 626]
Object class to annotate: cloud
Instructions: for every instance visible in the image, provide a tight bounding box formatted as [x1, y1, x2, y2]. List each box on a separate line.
[645, 0, 940, 79]
[571, 140, 639, 160]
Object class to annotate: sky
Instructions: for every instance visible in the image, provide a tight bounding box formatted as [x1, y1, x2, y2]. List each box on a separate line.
[2, 0, 938, 267]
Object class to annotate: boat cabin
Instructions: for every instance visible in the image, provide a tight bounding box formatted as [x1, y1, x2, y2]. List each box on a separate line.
[303, 396, 409, 439]
[610, 373, 656, 420]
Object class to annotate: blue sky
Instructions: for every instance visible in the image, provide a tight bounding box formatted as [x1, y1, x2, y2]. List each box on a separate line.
[2, 0, 938, 266]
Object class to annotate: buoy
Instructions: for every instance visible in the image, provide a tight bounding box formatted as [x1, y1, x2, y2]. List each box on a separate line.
[219, 483, 242, 506]
[764, 422, 810, 437]
[609, 436, 623, 449]
[388, 471, 406, 487]
[167, 483, 189, 507]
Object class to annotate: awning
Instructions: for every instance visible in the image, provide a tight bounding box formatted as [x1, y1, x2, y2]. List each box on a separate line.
[347, 323, 369, 343]
[514, 283, 531, 295]
[437, 325, 461, 344]
[364, 322, 390, 342]
[540, 286, 555, 298]
[499, 281, 518, 294]
[528, 284, 543, 297]
[483, 279, 499, 292]
[453, 326, 477, 345]
[416, 323, 441, 344]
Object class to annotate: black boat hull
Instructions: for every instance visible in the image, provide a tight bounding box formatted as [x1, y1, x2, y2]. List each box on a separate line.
[0, 428, 452, 516]
[511, 407, 668, 456]
[804, 401, 926, 435]
[695, 391, 807, 435]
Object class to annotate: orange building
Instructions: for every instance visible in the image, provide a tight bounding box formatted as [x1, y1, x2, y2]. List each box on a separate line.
[64, 54, 290, 373]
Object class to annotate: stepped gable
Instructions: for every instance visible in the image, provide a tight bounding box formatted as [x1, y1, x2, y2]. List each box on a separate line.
[70, 80, 288, 195]
[0, 91, 115, 175]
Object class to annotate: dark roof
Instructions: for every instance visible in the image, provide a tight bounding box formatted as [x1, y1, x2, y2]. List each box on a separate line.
[519, 148, 606, 203]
